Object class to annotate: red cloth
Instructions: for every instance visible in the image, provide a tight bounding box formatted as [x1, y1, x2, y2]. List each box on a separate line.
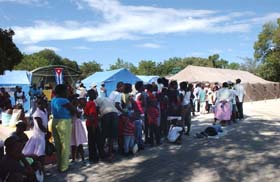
[84, 100, 98, 127]
[134, 98, 144, 114]
[122, 116, 135, 136]
[147, 106, 159, 126]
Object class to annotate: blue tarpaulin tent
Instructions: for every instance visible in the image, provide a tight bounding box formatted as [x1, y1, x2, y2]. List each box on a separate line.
[137, 75, 159, 84]
[82, 68, 141, 96]
[0, 70, 31, 112]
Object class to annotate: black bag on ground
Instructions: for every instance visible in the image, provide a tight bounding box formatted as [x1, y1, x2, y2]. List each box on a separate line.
[204, 127, 218, 136]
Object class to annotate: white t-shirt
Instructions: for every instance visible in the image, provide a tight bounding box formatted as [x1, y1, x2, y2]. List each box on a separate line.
[216, 88, 231, 103]
[208, 90, 214, 105]
[109, 90, 122, 114]
[193, 87, 202, 99]
[234, 84, 246, 102]
[109, 90, 122, 104]
[95, 97, 118, 117]
[179, 90, 191, 106]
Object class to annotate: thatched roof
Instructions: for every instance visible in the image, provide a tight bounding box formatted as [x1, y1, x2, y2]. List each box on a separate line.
[169, 65, 272, 84]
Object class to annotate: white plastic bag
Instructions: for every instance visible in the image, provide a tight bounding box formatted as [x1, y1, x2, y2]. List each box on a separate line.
[167, 125, 183, 143]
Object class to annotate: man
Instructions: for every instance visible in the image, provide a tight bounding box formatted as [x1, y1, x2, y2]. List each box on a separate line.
[14, 86, 26, 105]
[234, 78, 246, 120]
[99, 82, 107, 98]
[109, 82, 125, 114]
[88, 83, 98, 98]
[193, 83, 202, 112]
[95, 96, 119, 160]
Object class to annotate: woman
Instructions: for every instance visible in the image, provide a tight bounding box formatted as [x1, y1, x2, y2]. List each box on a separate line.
[51, 84, 76, 172]
[214, 82, 232, 125]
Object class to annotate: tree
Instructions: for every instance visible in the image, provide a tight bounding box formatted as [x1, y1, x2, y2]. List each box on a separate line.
[14, 53, 49, 70]
[62, 58, 80, 71]
[215, 59, 228, 69]
[109, 58, 137, 72]
[208, 54, 220, 68]
[137, 60, 158, 75]
[0, 28, 23, 74]
[79, 61, 103, 80]
[240, 57, 259, 74]
[34, 49, 63, 65]
[15, 49, 80, 71]
[227, 62, 241, 70]
[254, 18, 280, 81]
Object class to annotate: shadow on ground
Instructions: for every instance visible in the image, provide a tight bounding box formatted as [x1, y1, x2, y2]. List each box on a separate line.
[45, 116, 280, 182]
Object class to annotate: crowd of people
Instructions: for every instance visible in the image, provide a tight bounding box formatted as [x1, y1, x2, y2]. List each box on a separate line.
[0, 77, 246, 181]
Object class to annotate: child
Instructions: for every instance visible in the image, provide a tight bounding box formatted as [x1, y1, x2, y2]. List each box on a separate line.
[84, 90, 102, 163]
[122, 113, 135, 156]
[70, 96, 87, 163]
[147, 85, 160, 146]
[22, 98, 49, 171]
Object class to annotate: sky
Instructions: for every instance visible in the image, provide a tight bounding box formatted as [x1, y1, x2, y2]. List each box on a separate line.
[1, 0, 280, 69]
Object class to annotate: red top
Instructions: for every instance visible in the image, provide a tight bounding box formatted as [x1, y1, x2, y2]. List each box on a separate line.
[147, 106, 159, 126]
[84, 100, 98, 128]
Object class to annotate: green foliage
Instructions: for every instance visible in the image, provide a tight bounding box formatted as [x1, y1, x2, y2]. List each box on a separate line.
[62, 58, 80, 71]
[253, 18, 280, 81]
[254, 22, 276, 62]
[227, 62, 241, 70]
[108, 58, 137, 73]
[0, 28, 23, 74]
[137, 60, 158, 75]
[14, 53, 49, 70]
[79, 61, 103, 80]
[15, 49, 79, 71]
[208, 54, 219, 67]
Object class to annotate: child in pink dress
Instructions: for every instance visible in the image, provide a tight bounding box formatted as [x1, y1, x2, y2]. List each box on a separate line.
[70, 97, 87, 162]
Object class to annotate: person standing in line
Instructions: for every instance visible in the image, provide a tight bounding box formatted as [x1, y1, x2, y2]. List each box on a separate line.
[14, 86, 26, 105]
[199, 85, 207, 114]
[76, 83, 87, 99]
[146, 84, 160, 146]
[193, 83, 202, 112]
[179, 82, 192, 136]
[234, 79, 246, 120]
[95, 93, 119, 160]
[29, 84, 41, 119]
[109, 82, 125, 155]
[22, 98, 50, 171]
[70, 96, 87, 163]
[229, 82, 238, 123]
[84, 90, 104, 163]
[51, 84, 76, 172]
[99, 82, 107, 98]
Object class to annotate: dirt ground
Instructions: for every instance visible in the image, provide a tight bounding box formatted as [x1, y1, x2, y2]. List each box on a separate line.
[1, 99, 279, 181]
[42, 99, 280, 182]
